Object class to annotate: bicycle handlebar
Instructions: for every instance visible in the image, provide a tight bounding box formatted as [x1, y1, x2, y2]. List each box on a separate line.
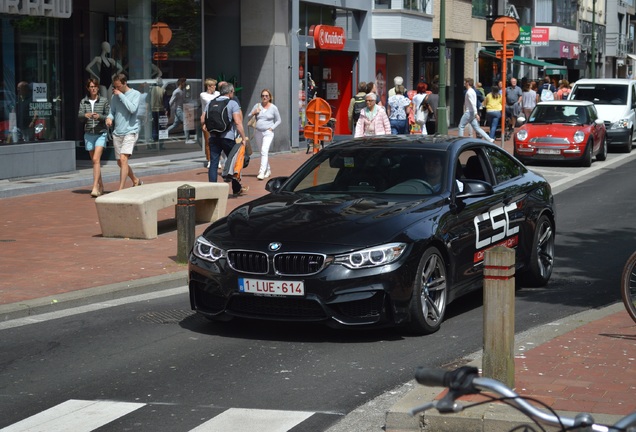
[410, 366, 636, 431]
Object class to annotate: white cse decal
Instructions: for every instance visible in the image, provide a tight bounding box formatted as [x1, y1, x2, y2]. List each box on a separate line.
[474, 202, 520, 249]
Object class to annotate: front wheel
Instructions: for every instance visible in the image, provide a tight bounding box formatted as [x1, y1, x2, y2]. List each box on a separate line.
[623, 130, 633, 153]
[580, 139, 592, 167]
[407, 247, 448, 334]
[520, 215, 555, 287]
[620, 252, 636, 323]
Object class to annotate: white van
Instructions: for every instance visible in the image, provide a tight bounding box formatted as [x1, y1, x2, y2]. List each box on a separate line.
[569, 78, 636, 153]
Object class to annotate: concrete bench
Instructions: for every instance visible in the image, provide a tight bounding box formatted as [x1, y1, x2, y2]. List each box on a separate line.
[95, 181, 229, 239]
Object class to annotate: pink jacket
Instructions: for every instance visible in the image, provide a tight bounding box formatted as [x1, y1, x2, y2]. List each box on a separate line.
[354, 107, 391, 137]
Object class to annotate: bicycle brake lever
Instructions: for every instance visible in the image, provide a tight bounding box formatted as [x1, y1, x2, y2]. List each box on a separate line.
[436, 396, 464, 414]
[408, 401, 436, 416]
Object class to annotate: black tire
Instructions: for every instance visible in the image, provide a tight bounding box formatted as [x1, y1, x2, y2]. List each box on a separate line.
[596, 136, 608, 161]
[623, 130, 633, 153]
[620, 252, 636, 323]
[520, 215, 555, 287]
[580, 139, 593, 167]
[407, 247, 448, 334]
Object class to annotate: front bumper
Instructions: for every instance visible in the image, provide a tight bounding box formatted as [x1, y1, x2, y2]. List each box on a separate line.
[513, 139, 586, 161]
[188, 254, 418, 328]
[606, 128, 631, 146]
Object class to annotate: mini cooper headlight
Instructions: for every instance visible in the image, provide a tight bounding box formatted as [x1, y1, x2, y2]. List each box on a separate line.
[573, 130, 585, 143]
[334, 243, 407, 269]
[516, 129, 528, 141]
[193, 236, 226, 262]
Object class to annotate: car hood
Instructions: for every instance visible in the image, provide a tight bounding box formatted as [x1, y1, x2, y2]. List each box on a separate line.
[523, 123, 584, 137]
[203, 193, 444, 251]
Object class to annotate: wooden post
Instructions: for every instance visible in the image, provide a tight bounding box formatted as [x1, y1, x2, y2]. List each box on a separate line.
[176, 184, 195, 263]
[483, 245, 515, 388]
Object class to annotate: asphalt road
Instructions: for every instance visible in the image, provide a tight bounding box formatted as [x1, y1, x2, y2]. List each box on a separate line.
[1, 151, 635, 432]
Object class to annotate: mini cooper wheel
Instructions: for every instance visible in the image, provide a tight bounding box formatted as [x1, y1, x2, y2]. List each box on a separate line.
[408, 247, 448, 334]
[580, 139, 593, 167]
[520, 214, 555, 287]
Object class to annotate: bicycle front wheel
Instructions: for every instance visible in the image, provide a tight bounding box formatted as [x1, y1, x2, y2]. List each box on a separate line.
[620, 251, 636, 323]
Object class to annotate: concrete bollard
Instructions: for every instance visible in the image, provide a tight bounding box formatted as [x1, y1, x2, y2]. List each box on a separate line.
[482, 245, 515, 388]
[177, 184, 196, 263]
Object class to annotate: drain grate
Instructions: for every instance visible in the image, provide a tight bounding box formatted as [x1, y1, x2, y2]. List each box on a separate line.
[137, 309, 195, 324]
[0, 239, 16, 243]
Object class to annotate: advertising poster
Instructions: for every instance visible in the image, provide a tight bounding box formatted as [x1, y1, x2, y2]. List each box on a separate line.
[375, 54, 387, 106]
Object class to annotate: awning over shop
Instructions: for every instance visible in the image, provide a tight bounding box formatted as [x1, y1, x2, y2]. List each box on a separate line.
[480, 49, 568, 75]
[627, 54, 636, 61]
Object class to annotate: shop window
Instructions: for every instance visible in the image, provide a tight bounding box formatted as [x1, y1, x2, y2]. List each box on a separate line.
[0, 16, 61, 145]
[537, 0, 577, 30]
[299, 3, 358, 39]
[473, 0, 496, 19]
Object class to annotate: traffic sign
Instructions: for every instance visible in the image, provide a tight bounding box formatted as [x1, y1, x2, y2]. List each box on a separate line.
[303, 124, 333, 142]
[150, 22, 172, 47]
[305, 97, 332, 127]
[496, 49, 515, 59]
[491, 17, 520, 44]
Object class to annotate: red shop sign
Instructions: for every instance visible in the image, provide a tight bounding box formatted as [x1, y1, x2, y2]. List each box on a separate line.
[311, 25, 346, 50]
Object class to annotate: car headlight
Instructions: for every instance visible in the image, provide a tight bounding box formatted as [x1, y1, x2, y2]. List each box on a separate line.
[516, 129, 528, 141]
[611, 118, 630, 129]
[573, 130, 585, 143]
[334, 243, 407, 269]
[193, 236, 226, 262]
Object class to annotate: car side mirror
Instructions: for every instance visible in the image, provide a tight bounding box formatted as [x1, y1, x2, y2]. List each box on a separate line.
[265, 176, 288, 193]
[456, 179, 494, 199]
[595, 119, 604, 126]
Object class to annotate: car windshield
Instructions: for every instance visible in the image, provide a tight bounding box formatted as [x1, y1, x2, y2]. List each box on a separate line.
[571, 84, 627, 105]
[528, 105, 588, 124]
[282, 147, 448, 196]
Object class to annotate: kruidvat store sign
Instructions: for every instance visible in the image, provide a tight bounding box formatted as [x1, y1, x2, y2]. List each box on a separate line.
[312, 25, 346, 50]
[0, 0, 72, 18]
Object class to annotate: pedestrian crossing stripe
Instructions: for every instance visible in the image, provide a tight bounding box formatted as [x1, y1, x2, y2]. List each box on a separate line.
[0, 399, 145, 432]
[190, 408, 314, 432]
[1, 400, 317, 432]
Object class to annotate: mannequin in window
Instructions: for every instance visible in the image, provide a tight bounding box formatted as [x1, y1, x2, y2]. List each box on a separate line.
[85, 41, 123, 98]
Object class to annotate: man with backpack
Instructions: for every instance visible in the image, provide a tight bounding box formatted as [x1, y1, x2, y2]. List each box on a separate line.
[539, 76, 556, 101]
[203, 83, 249, 196]
[348, 82, 367, 133]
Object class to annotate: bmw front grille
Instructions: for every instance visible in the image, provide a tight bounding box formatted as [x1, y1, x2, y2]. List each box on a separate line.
[227, 250, 326, 276]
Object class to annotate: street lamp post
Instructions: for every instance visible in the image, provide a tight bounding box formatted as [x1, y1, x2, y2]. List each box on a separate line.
[591, 0, 596, 78]
[437, 0, 448, 134]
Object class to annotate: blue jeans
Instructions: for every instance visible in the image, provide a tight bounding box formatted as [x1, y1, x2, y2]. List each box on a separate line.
[208, 135, 241, 193]
[486, 111, 501, 139]
[166, 106, 189, 139]
[390, 119, 408, 135]
[458, 111, 492, 141]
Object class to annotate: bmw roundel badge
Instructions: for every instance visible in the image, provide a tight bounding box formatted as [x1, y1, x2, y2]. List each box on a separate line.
[269, 242, 282, 251]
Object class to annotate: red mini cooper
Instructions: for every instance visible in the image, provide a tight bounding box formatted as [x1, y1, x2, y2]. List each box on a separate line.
[514, 100, 607, 167]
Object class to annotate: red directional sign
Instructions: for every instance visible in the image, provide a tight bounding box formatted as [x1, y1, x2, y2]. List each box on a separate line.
[304, 97, 332, 153]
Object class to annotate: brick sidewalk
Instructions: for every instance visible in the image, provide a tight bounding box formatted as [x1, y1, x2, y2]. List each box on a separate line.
[0, 151, 309, 305]
[515, 309, 636, 416]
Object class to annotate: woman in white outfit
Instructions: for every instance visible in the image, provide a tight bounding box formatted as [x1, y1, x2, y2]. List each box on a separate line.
[248, 89, 282, 180]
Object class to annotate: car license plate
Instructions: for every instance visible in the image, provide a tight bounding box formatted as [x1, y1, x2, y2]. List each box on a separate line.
[537, 148, 561, 155]
[238, 278, 305, 296]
